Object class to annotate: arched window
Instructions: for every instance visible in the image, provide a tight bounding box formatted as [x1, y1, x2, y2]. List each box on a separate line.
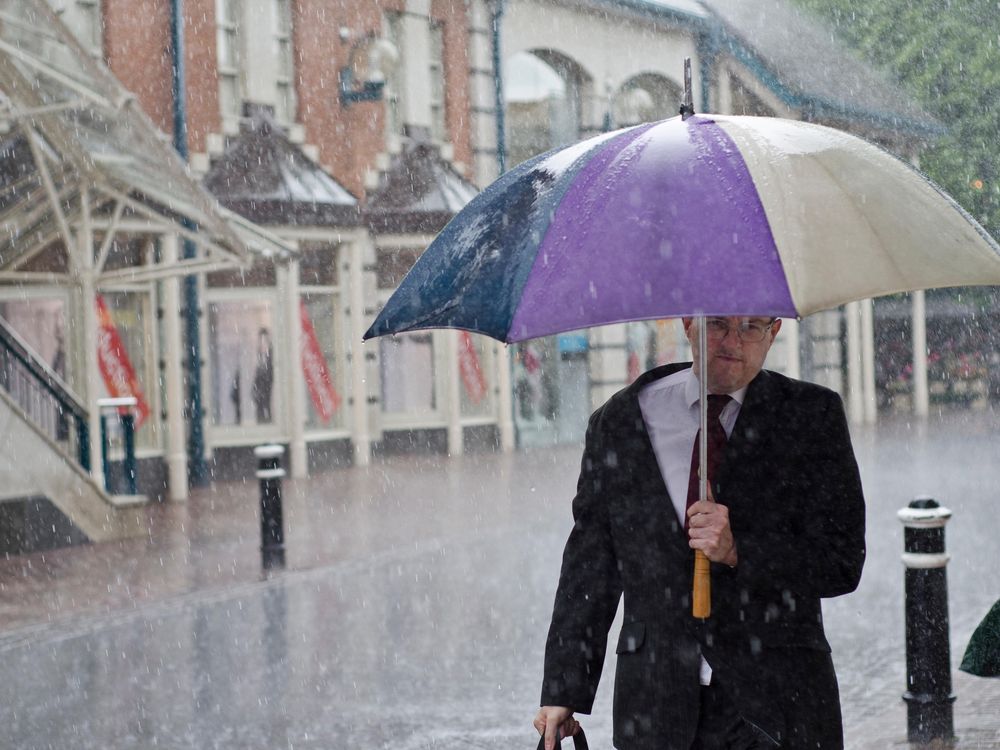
[612, 73, 682, 128]
[504, 49, 593, 167]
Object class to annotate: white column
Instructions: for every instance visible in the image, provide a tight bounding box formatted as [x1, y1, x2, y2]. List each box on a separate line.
[495, 343, 515, 451]
[81, 266, 104, 490]
[349, 239, 372, 466]
[781, 317, 801, 380]
[77, 190, 105, 489]
[845, 302, 864, 425]
[283, 259, 308, 478]
[911, 290, 930, 417]
[161, 234, 188, 501]
[860, 298, 877, 424]
[445, 330, 464, 456]
[588, 324, 628, 411]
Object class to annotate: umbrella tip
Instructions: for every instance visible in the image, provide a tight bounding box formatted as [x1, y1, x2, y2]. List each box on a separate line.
[680, 57, 695, 120]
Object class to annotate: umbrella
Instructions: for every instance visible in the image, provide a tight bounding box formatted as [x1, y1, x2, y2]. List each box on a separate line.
[364, 69, 1000, 618]
[960, 600, 1000, 677]
[362, 128, 1000, 344]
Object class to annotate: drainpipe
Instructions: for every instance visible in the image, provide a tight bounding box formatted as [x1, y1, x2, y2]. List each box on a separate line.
[170, 0, 208, 484]
[486, 0, 515, 451]
[697, 24, 720, 114]
[489, 0, 506, 175]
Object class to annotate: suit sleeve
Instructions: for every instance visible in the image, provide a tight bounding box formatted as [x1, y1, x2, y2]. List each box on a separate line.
[731, 390, 866, 599]
[540, 409, 623, 713]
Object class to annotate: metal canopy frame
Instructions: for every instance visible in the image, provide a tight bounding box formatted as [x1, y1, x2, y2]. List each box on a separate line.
[0, 0, 294, 287]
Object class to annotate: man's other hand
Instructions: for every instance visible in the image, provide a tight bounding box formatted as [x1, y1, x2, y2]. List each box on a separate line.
[533, 706, 580, 750]
[687, 492, 738, 567]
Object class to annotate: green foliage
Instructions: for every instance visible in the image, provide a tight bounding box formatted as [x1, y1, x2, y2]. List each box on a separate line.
[790, 0, 1000, 240]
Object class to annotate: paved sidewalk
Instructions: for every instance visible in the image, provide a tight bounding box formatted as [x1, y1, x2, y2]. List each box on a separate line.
[850, 668, 1000, 750]
[1, 409, 999, 748]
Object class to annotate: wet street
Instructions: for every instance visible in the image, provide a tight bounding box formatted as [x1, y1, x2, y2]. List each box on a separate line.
[1, 407, 999, 749]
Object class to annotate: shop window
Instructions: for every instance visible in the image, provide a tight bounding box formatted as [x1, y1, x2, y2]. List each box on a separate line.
[208, 300, 276, 427]
[380, 332, 436, 414]
[0, 296, 70, 444]
[513, 339, 558, 423]
[625, 322, 655, 383]
[0, 297, 68, 380]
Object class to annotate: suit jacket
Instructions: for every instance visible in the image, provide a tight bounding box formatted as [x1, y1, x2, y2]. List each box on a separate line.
[541, 364, 866, 750]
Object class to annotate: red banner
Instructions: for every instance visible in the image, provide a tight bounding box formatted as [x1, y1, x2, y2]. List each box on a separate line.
[458, 331, 487, 404]
[95, 295, 151, 428]
[300, 300, 341, 423]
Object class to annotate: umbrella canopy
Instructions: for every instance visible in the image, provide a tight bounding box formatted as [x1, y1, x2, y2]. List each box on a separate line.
[961, 600, 1000, 678]
[364, 114, 1000, 343]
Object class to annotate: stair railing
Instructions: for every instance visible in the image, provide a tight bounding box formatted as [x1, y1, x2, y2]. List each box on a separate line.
[0, 318, 90, 470]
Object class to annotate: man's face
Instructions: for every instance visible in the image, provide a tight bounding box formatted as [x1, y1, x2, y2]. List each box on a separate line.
[682, 316, 782, 394]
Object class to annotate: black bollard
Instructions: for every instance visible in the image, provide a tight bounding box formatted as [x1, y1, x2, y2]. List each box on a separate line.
[255, 444, 286, 569]
[898, 496, 955, 744]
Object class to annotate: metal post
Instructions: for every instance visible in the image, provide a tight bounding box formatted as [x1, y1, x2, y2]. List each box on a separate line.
[77, 417, 90, 471]
[170, 0, 207, 486]
[489, 0, 506, 175]
[255, 444, 286, 569]
[97, 396, 139, 495]
[898, 497, 955, 743]
[99, 410, 110, 493]
[121, 411, 137, 495]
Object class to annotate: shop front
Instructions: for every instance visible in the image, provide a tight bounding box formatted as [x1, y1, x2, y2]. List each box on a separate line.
[203, 109, 373, 475]
[365, 136, 512, 454]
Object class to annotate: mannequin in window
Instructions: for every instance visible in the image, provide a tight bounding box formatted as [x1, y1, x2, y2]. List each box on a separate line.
[252, 327, 274, 424]
[230, 370, 242, 424]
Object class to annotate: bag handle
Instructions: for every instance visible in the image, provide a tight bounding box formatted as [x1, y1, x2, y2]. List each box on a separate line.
[535, 727, 588, 750]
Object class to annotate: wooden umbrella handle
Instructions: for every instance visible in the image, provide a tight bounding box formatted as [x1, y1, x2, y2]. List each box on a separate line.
[692, 549, 711, 618]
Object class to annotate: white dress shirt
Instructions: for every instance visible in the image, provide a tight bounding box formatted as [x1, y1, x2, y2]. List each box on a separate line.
[637, 367, 747, 685]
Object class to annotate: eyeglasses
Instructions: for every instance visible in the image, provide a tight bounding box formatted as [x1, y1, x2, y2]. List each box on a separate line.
[703, 317, 776, 343]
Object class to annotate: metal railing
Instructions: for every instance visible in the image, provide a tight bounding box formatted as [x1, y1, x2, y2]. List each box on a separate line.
[0, 318, 90, 470]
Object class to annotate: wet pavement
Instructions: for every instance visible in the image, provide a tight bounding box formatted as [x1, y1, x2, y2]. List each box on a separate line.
[1, 406, 999, 749]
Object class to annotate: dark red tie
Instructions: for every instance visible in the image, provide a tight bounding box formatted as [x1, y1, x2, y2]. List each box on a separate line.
[685, 394, 732, 528]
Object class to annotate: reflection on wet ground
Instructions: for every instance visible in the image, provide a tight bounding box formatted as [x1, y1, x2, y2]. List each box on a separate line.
[1, 407, 998, 748]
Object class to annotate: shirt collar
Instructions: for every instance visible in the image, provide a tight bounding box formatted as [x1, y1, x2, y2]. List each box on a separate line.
[683, 367, 748, 409]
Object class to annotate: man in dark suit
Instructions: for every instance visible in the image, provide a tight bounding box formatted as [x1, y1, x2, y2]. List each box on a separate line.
[533, 316, 866, 750]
